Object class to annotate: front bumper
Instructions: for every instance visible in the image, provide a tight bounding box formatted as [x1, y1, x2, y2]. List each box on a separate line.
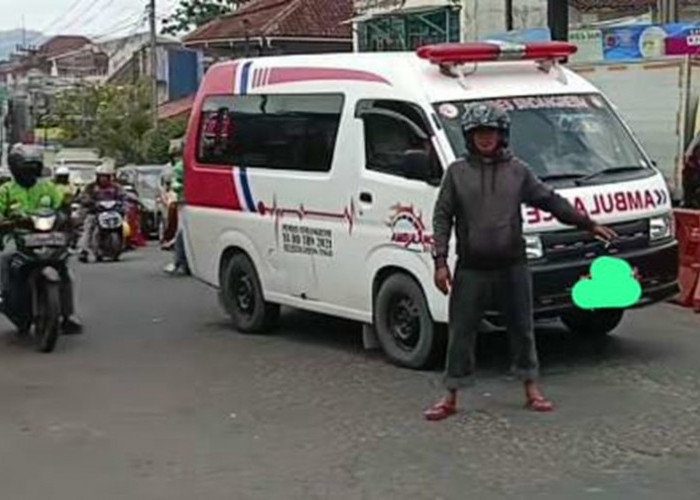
[526, 240, 679, 318]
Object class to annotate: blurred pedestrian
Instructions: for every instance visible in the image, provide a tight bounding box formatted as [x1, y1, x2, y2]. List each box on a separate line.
[164, 140, 189, 275]
[683, 132, 700, 208]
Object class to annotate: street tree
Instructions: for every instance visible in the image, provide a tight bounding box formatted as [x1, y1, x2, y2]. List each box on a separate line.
[161, 0, 252, 36]
[51, 81, 183, 164]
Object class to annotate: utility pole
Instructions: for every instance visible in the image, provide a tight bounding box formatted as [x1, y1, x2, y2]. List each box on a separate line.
[505, 0, 514, 32]
[548, 0, 568, 42]
[148, 0, 158, 129]
[657, 0, 679, 23]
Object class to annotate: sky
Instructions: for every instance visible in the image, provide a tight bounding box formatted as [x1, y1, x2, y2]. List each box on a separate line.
[0, 0, 179, 40]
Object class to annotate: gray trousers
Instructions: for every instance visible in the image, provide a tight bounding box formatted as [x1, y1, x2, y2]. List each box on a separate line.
[444, 264, 540, 390]
[78, 214, 97, 253]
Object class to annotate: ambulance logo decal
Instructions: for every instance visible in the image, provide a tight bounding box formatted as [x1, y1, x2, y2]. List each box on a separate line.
[387, 204, 433, 253]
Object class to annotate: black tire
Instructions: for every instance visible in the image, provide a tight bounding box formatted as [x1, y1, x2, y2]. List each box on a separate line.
[561, 309, 624, 337]
[35, 282, 61, 353]
[374, 273, 442, 369]
[220, 253, 279, 334]
[105, 232, 122, 261]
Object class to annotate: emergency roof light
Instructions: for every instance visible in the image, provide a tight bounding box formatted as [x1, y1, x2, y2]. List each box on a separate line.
[417, 41, 578, 87]
[416, 41, 577, 65]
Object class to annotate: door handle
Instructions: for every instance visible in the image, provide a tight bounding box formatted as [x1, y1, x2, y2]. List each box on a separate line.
[359, 192, 373, 204]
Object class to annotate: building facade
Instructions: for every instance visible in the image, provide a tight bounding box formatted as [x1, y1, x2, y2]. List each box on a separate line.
[184, 0, 353, 66]
[352, 0, 548, 51]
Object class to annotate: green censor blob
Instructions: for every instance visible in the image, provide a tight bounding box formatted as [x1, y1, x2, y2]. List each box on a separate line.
[572, 256, 642, 309]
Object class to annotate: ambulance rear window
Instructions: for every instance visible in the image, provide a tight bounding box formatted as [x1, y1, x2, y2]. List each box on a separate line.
[197, 93, 344, 172]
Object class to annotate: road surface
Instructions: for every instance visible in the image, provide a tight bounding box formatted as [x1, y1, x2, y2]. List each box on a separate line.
[1, 247, 699, 500]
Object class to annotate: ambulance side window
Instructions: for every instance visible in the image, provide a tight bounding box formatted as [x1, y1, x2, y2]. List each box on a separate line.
[358, 100, 441, 182]
[197, 93, 344, 172]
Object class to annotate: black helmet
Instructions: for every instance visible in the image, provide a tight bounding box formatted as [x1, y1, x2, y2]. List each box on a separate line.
[461, 102, 511, 154]
[8, 143, 44, 188]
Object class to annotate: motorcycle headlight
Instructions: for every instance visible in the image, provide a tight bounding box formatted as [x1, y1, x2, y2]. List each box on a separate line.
[650, 214, 674, 241]
[525, 234, 544, 260]
[31, 214, 56, 232]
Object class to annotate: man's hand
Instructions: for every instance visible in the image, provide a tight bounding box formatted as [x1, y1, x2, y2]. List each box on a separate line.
[592, 223, 617, 242]
[434, 266, 452, 296]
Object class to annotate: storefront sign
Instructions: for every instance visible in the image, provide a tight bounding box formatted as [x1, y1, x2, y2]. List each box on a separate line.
[569, 29, 604, 63]
[665, 26, 700, 55]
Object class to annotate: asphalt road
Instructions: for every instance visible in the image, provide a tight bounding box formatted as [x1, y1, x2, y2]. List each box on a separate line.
[1, 246, 700, 500]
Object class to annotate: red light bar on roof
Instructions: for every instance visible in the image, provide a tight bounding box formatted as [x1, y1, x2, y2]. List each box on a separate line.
[416, 41, 578, 65]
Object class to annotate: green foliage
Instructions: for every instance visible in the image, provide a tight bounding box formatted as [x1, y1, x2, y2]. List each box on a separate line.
[161, 0, 251, 36]
[141, 128, 172, 164]
[51, 81, 188, 165]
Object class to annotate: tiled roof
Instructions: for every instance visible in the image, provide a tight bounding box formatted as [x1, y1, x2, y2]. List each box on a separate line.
[38, 35, 91, 58]
[570, 0, 693, 12]
[184, 0, 352, 43]
[158, 94, 195, 120]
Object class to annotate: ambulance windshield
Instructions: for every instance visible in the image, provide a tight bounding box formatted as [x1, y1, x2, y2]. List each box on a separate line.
[434, 94, 650, 181]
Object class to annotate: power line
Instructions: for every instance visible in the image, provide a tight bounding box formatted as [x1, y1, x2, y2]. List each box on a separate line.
[26, 0, 91, 44]
[72, 0, 120, 34]
[53, 0, 117, 36]
[90, 14, 147, 41]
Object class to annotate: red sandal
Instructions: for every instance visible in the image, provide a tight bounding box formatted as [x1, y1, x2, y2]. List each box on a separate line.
[525, 396, 554, 412]
[424, 400, 457, 421]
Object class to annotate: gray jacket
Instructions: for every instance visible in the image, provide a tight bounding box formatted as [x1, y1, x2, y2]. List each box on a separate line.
[432, 150, 594, 270]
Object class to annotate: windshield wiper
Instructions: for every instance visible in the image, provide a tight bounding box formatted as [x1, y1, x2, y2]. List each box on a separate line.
[538, 173, 586, 182]
[576, 165, 647, 184]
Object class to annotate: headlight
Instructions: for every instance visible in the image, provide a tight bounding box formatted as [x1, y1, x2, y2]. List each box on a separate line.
[650, 214, 674, 241]
[31, 215, 56, 232]
[524, 234, 544, 260]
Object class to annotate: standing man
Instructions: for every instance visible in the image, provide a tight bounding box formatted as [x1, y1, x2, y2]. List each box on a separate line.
[426, 103, 616, 421]
[164, 140, 189, 275]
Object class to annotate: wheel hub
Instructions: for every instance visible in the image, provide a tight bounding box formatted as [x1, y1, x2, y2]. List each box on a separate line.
[235, 274, 255, 314]
[389, 296, 420, 350]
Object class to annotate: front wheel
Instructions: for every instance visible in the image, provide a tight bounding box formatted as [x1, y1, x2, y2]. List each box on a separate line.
[103, 231, 122, 261]
[561, 309, 624, 337]
[34, 282, 61, 353]
[220, 253, 279, 333]
[374, 273, 442, 369]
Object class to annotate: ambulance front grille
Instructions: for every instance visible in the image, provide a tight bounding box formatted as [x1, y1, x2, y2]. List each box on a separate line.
[540, 219, 649, 262]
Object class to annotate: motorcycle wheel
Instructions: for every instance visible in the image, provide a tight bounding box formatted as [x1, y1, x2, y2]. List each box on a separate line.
[108, 232, 122, 262]
[35, 282, 61, 353]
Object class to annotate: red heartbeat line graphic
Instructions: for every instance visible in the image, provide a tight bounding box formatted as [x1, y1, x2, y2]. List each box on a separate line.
[257, 197, 357, 236]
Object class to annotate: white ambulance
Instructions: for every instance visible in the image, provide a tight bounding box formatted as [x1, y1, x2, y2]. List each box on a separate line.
[182, 42, 678, 369]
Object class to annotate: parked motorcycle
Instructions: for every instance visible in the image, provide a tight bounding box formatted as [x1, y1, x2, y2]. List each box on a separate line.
[94, 200, 124, 261]
[1, 209, 71, 352]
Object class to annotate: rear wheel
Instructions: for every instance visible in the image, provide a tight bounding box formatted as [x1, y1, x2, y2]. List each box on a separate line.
[374, 273, 442, 369]
[35, 282, 61, 353]
[561, 309, 624, 337]
[220, 253, 279, 333]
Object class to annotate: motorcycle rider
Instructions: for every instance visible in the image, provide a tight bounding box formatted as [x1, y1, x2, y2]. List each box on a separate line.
[78, 159, 126, 263]
[54, 166, 74, 202]
[0, 144, 82, 333]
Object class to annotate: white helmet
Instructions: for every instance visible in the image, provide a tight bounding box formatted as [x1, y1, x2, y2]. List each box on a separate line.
[96, 158, 115, 176]
[55, 166, 70, 176]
